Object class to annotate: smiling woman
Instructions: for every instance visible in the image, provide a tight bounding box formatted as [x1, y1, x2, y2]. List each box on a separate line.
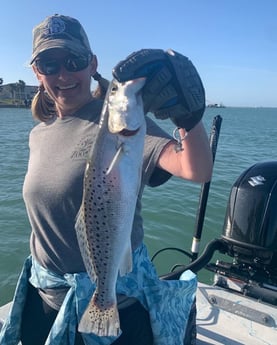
[32, 49, 97, 119]
[29, 14, 107, 121]
[0, 13, 213, 345]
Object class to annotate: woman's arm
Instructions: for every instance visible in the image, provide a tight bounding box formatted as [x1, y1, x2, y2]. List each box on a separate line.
[157, 121, 213, 183]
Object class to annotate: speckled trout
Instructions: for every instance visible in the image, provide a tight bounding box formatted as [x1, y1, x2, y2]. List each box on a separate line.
[75, 78, 146, 336]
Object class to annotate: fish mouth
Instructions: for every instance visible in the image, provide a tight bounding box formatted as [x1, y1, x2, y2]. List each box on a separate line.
[118, 128, 140, 137]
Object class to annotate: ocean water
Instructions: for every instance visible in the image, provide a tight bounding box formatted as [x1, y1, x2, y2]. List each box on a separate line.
[0, 106, 276, 305]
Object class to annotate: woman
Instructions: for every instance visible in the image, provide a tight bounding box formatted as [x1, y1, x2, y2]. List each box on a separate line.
[0, 14, 212, 345]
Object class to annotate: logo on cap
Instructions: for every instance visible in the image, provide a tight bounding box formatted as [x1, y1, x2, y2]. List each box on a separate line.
[44, 17, 66, 36]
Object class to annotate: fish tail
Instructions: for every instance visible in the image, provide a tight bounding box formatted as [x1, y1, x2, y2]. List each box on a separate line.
[78, 300, 120, 337]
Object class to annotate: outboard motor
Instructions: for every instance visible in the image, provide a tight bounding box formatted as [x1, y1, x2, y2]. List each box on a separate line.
[222, 161, 277, 268]
[213, 161, 277, 304]
[160, 161, 277, 305]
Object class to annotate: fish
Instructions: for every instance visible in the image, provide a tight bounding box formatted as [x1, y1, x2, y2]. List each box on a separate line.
[75, 77, 146, 337]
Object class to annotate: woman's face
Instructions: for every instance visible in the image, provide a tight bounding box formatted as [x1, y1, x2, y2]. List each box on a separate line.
[33, 49, 97, 117]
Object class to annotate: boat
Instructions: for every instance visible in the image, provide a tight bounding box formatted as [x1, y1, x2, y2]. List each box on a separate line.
[207, 103, 226, 108]
[1, 116, 276, 344]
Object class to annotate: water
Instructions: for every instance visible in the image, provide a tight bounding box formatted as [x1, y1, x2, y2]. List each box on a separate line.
[0, 106, 277, 305]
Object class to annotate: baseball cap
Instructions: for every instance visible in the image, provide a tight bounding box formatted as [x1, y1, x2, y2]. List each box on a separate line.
[30, 14, 92, 64]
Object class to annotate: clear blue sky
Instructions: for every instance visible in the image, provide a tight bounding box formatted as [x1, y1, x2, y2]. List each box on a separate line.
[1, 0, 276, 107]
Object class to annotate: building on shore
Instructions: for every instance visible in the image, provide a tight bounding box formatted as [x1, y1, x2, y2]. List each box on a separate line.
[0, 84, 37, 107]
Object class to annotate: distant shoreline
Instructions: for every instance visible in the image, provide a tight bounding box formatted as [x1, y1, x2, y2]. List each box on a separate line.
[0, 104, 30, 109]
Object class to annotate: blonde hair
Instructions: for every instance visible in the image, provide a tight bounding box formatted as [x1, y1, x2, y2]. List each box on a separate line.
[92, 72, 110, 100]
[31, 85, 56, 122]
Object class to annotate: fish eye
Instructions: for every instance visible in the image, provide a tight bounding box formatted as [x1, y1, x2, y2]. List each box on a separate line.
[110, 84, 118, 94]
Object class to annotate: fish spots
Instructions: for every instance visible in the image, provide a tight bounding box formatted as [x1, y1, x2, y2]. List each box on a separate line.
[76, 79, 146, 336]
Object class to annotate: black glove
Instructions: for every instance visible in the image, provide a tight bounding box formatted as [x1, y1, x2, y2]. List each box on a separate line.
[113, 49, 205, 131]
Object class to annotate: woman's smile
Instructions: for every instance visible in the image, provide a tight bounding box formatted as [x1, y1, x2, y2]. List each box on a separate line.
[56, 83, 78, 91]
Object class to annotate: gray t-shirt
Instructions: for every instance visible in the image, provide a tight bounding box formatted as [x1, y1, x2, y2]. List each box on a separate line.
[23, 99, 172, 276]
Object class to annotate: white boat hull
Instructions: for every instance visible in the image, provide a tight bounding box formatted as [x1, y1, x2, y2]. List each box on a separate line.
[196, 282, 277, 345]
[1, 282, 276, 344]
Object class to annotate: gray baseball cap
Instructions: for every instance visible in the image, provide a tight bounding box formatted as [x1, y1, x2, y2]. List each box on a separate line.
[30, 14, 92, 64]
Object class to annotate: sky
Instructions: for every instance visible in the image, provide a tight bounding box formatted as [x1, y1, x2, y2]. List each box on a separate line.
[1, 0, 276, 107]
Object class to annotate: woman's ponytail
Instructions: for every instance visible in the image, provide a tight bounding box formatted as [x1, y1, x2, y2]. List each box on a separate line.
[31, 85, 56, 122]
[92, 72, 110, 100]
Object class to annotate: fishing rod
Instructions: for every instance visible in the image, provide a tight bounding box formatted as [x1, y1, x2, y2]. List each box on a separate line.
[190, 115, 222, 262]
[159, 115, 223, 281]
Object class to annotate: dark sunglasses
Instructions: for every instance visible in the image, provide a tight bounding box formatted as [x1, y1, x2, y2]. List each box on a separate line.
[35, 54, 92, 75]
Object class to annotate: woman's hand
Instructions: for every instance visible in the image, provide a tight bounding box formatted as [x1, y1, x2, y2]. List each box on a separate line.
[113, 48, 205, 131]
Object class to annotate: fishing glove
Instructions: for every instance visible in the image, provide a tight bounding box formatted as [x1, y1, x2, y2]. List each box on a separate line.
[113, 48, 205, 131]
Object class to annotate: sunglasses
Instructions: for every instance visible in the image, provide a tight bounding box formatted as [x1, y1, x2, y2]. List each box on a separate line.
[35, 54, 92, 75]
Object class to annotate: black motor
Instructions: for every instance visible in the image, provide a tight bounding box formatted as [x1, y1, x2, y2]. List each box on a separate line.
[161, 161, 277, 304]
[222, 161, 277, 270]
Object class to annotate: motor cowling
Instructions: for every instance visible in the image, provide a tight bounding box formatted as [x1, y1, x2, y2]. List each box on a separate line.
[222, 161, 277, 269]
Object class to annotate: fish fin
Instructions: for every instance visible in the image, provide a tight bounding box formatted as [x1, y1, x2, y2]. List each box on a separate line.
[119, 242, 133, 276]
[75, 207, 84, 234]
[106, 144, 124, 175]
[78, 300, 120, 337]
